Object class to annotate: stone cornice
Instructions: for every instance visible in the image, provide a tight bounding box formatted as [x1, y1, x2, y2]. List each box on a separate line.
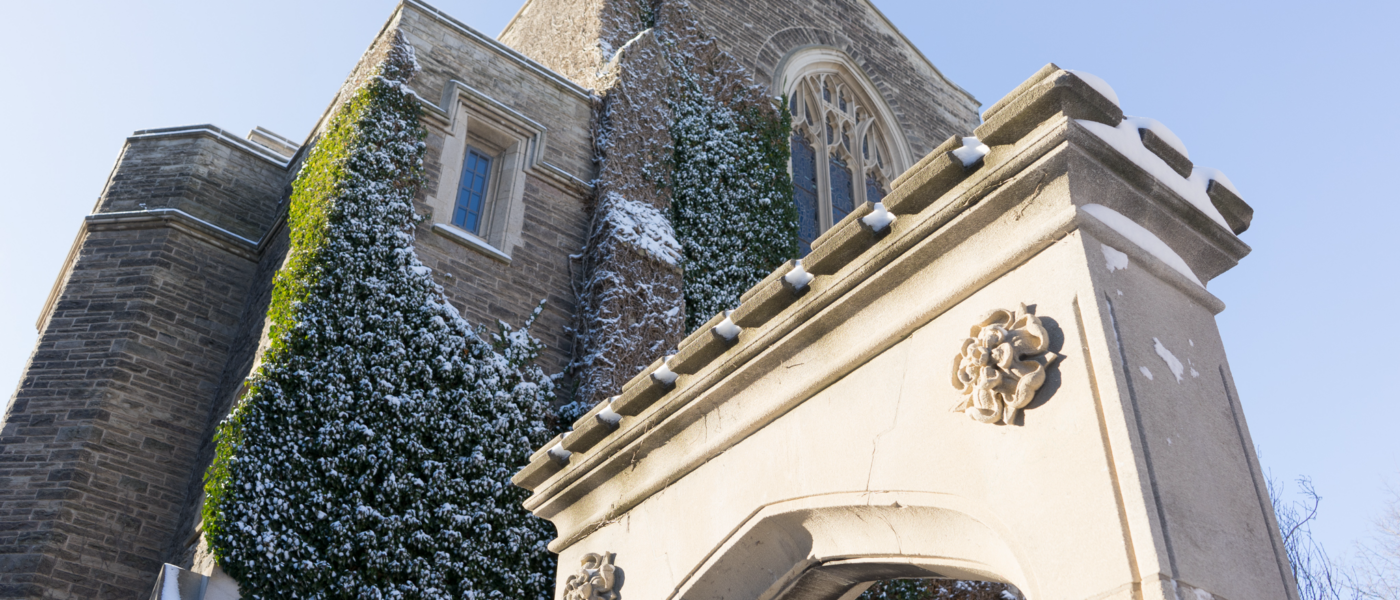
[35, 209, 262, 332]
[127, 125, 295, 168]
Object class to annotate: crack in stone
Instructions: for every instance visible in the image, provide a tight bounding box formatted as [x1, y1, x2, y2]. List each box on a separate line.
[865, 341, 912, 494]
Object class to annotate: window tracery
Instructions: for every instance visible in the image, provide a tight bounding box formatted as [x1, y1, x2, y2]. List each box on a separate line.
[786, 69, 901, 254]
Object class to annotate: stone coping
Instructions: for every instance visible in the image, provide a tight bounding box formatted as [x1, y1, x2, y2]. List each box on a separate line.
[35, 208, 268, 333]
[513, 65, 1254, 550]
[129, 125, 294, 167]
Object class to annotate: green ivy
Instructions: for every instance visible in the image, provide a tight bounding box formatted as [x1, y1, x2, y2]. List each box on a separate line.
[202, 40, 557, 599]
[669, 78, 798, 333]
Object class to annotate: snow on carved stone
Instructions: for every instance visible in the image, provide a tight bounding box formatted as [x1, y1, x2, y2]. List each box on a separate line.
[1127, 116, 1189, 159]
[1153, 338, 1184, 383]
[1075, 118, 1233, 231]
[1083, 204, 1203, 287]
[652, 356, 679, 385]
[1101, 243, 1129, 273]
[599, 399, 623, 426]
[603, 192, 682, 266]
[1066, 69, 1120, 106]
[951, 136, 991, 167]
[861, 202, 896, 232]
[1140, 366, 1154, 381]
[1190, 166, 1242, 197]
[713, 311, 741, 341]
[784, 259, 814, 290]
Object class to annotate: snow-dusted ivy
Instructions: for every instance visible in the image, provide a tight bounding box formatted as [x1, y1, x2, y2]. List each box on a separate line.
[667, 45, 798, 333]
[860, 579, 1022, 600]
[202, 35, 556, 600]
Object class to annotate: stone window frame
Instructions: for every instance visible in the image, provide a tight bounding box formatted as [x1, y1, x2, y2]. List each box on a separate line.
[778, 48, 913, 250]
[426, 81, 549, 264]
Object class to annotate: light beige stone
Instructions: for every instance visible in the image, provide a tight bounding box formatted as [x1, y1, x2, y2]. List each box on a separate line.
[519, 66, 1294, 600]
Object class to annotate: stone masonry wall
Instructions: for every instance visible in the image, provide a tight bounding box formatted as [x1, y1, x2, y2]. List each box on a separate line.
[95, 130, 289, 241]
[399, 4, 596, 374]
[0, 226, 265, 599]
[498, 0, 653, 90]
[682, 0, 981, 157]
[167, 226, 289, 572]
[402, 4, 595, 181]
[0, 129, 289, 598]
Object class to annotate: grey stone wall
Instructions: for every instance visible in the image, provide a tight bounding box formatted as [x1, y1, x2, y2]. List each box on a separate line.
[400, 3, 596, 373]
[1, 227, 266, 599]
[682, 0, 981, 156]
[95, 128, 289, 241]
[0, 129, 290, 599]
[497, 0, 654, 91]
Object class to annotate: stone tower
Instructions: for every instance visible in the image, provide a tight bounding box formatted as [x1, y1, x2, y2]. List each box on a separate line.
[0, 0, 977, 597]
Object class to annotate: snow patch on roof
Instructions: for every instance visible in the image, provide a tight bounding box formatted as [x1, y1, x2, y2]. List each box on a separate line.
[1067, 70, 1120, 106]
[1083, 204, 1203, 288]
[1076, 118, 1232, 232]
[1139, 366, 1154, 381]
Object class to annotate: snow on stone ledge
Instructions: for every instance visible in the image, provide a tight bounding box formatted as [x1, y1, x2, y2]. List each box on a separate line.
[604, 192, 682, 266]
[1082, 204, 1203, 287]
[1066, 70, 1120, 106]
[1076, 118, 1233, 232]
[1189, 166, 1241, 197]
[951, 136, 990, 167]
[1127, 116, 1189, 159]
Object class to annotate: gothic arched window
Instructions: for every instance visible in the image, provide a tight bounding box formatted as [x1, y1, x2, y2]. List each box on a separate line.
[782, 52, 911, 255]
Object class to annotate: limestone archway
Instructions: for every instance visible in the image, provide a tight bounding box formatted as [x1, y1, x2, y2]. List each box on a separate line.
[676, 493, 1028, 600]
[515, 65, 1293, 600]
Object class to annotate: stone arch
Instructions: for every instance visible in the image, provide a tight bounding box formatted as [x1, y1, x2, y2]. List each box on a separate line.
[671, 492, 1030, 600]
[775, 45, 913, 252]
[755, 29, 917, 160]
[776, 46, 915, 178]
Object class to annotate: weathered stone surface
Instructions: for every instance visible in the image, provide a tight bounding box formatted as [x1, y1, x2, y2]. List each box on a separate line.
[684, 0, 980, 156]
[1, 224, 272, 599]
[519, 65, 1293, 600]
[400, 3, 595, 373]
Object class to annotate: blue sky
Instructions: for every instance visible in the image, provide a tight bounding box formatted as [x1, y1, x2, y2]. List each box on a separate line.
[2, 0, 1395, 571]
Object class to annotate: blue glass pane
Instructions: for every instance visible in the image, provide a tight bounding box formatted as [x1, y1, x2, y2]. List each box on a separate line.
[830, 156, 854, 223]
[866, 176, 886, 204]
[455, 148, 492, 234]
[792, 131, 820, 256]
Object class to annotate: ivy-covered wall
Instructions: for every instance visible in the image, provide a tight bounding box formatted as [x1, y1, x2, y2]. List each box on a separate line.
[572, 0, 796, 404]
[202, 35, 558, 599]
[668, 43, 796, 333]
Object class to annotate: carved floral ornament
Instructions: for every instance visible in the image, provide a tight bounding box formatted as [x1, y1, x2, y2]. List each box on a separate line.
[564, 552, 622, 600]
[951, 305, 1061, 425]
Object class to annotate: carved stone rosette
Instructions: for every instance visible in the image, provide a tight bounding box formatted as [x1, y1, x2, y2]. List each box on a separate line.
[951, 304, 1061, 425]
[563, 552, 622, 600]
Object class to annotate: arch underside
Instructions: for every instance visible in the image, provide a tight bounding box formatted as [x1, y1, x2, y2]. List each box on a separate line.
[672, 492, 1028, 600]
